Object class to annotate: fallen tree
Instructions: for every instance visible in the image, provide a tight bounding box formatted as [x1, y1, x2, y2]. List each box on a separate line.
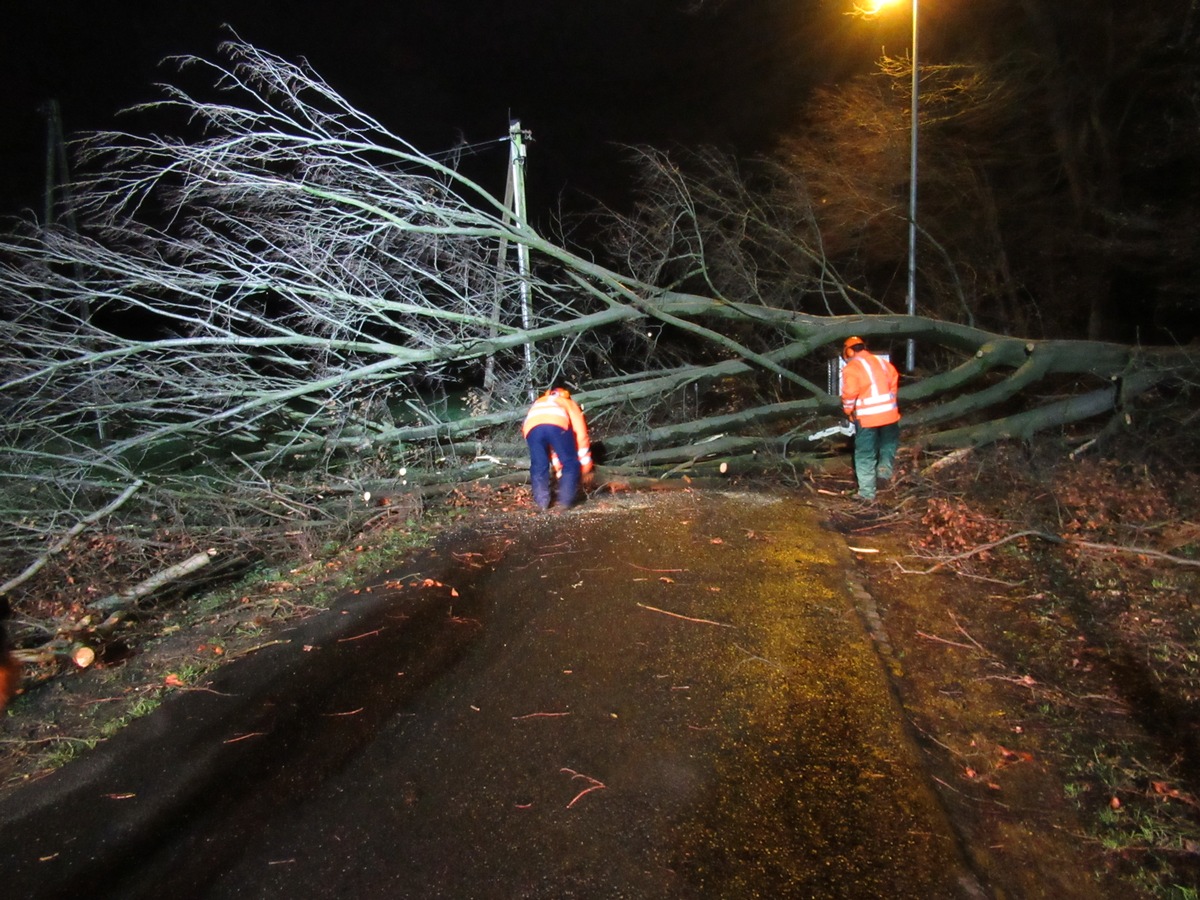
[0, 36, 1196, 632]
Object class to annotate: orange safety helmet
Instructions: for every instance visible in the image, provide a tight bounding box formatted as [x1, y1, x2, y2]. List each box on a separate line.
[547, 386, 571, 399]
[843, 336, 867, 359]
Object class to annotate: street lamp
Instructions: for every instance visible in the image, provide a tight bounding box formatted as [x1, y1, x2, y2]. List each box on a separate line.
[865, 0, 918, 372]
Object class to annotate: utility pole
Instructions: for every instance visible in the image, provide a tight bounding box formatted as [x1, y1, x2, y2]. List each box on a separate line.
[866, 0, 919, 372]
[508, 120, 536, 400]
[484, 119, 536, 402]
[905, 0, 919, 372]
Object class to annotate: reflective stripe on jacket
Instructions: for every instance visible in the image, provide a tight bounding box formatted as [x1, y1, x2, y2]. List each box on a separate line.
[841, 352, 900, 428]
[523, 392, 593, 472]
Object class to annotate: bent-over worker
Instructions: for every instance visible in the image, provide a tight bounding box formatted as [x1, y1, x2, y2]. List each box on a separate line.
[840, 336, 900, 502]
[0, 599, 20, 714]
[522, 387, 593, 510]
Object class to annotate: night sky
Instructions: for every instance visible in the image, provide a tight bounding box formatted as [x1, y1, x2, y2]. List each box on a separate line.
[1, 0, 896, 221]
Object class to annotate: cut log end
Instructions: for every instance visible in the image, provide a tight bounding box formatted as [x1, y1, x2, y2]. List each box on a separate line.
[72, 645, 96, 669]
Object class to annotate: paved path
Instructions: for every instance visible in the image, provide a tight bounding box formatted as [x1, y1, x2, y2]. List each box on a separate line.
[0, 491, 982, 898]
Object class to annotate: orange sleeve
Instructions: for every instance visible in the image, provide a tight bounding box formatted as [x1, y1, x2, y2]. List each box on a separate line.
[566, 399, 593, 473]
[567, 400, 590, 448]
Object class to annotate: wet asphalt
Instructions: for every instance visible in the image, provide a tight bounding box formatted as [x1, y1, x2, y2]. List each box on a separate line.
[0, 490, 983, 898]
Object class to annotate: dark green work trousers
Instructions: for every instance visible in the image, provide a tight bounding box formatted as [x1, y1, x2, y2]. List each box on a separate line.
[853, 422, 900, 500]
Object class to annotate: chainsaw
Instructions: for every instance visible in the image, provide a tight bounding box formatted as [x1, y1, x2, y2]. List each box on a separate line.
[806, 421, 856, 441]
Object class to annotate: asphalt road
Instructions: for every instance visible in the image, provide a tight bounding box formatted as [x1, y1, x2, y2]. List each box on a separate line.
[0, 490, 983, 898]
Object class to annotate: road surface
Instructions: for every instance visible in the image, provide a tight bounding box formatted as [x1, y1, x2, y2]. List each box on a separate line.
[0, 490, 983, 898]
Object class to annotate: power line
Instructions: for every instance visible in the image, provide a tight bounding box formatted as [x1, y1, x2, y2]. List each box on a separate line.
[426, 134, 514, 165]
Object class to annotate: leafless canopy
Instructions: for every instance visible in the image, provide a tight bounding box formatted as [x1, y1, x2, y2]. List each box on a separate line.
[0, 37, 1193, 602]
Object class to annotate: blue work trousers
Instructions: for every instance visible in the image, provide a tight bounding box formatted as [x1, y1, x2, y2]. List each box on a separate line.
[526, 424, 581, 509]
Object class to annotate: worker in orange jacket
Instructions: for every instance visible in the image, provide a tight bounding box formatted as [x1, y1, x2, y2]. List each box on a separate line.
[0, 599, 20, 714]
[840, 336, 900, 501]
[522, 387, 593, 510]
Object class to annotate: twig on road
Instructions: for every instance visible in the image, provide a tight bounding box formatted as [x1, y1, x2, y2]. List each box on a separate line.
[223, 731, 267, 744]
[512, 712, 571, 720]
[636, 602, 733, 628]
[230, 639, 291, 659]
[950, 612, 990, 654]
[734, 643, 785, 669]
[560, 768, 607, 808]
[337, 629, 383, 642]
[916, 631, 978, 651]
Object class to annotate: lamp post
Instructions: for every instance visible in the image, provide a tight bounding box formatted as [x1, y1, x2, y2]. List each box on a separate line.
[905, 0, 918, 372]
[867, 0, 918, 372]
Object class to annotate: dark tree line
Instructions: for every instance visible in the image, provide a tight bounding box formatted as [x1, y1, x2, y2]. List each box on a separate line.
[771, 0, 1200, 342]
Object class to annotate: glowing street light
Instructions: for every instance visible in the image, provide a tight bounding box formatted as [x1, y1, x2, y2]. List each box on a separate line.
[863, 0, 919, 372]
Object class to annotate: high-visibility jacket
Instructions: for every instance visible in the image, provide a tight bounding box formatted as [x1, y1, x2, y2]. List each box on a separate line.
[841, 351, 900, 428]
[522, 391, 594, 473]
